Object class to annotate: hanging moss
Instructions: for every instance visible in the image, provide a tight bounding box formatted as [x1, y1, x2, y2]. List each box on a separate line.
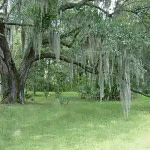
[53, 30, 61, 62]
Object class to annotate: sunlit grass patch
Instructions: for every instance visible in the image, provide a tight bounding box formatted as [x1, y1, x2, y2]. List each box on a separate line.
[0, 93, 150, 150]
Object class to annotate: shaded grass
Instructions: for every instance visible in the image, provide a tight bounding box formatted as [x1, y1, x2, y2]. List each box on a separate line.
[26, 92, 81, 104]
[0, 93, 150, 150]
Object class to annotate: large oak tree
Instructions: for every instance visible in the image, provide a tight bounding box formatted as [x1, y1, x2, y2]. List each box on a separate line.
[0, 0, 149, 117]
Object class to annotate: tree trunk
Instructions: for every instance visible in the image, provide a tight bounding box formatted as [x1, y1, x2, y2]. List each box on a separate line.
[18, 43, 35, 104]
[0, 21, 36, 104]
[1, 71, 19, 103]
[0, 23, 19, 103]
[0, 61, 32, 104]
[18, 79, 26, 104]
[18, 70, 30, 104]
[0, 51, 34, 104]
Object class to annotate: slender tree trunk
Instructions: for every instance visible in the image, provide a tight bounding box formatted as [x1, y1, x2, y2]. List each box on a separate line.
[18, 43, 35, 104]
[18, 67, 31, 104]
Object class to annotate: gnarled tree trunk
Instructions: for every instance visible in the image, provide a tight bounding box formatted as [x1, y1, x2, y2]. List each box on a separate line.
[0, 22, 97, 104]
[0, 23, 34, 104]
[1, 70, 19, 104]
[0, 23, 19, 103]
[0, 21, 46, 104]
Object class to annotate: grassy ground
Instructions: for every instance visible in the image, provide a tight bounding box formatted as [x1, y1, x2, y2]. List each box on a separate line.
[0, 92, 150, 150]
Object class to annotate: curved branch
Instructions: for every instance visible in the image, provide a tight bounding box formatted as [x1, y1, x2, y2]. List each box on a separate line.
[59, 0, 112, 17]
[34, 52, 96, 74]
[85, 2, 113, 17]
[33, 52, 150, 99]
[59, 0, 94, 11]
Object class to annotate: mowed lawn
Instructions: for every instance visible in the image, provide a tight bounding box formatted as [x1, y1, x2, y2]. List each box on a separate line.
[0, 93, 150, 150]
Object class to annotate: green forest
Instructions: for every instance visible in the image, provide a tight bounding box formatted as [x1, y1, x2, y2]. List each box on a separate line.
[0, 0, 150, 149]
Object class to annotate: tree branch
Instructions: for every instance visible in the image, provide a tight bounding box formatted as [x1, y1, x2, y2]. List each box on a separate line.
[116, 1, 150, 16]
[42, 27, 81, 48]
[85, 2, 112, 17]
[59, 0, 95, 11]
[61, 28, 80, 48]
[122, 7, 150, 28]
[34, 52, 96, 74]
[60, 27, 80, 39]
[7, 1, 20, 17]
[131, 89, 150, 98]
[59, 0, 113, 17]
[131, 6, 150, 12]
[0, 22, 33, 26]
[33, 52, 150, 99]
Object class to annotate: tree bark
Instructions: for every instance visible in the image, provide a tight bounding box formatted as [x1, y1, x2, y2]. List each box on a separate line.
[0, 23, 19, 103]
[18, 42, 35, 104]
[1, 72, 19, 104]
[0, 40, 35, 104]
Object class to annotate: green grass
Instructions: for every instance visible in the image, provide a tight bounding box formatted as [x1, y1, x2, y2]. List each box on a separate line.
[0, 93, 150, 150]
